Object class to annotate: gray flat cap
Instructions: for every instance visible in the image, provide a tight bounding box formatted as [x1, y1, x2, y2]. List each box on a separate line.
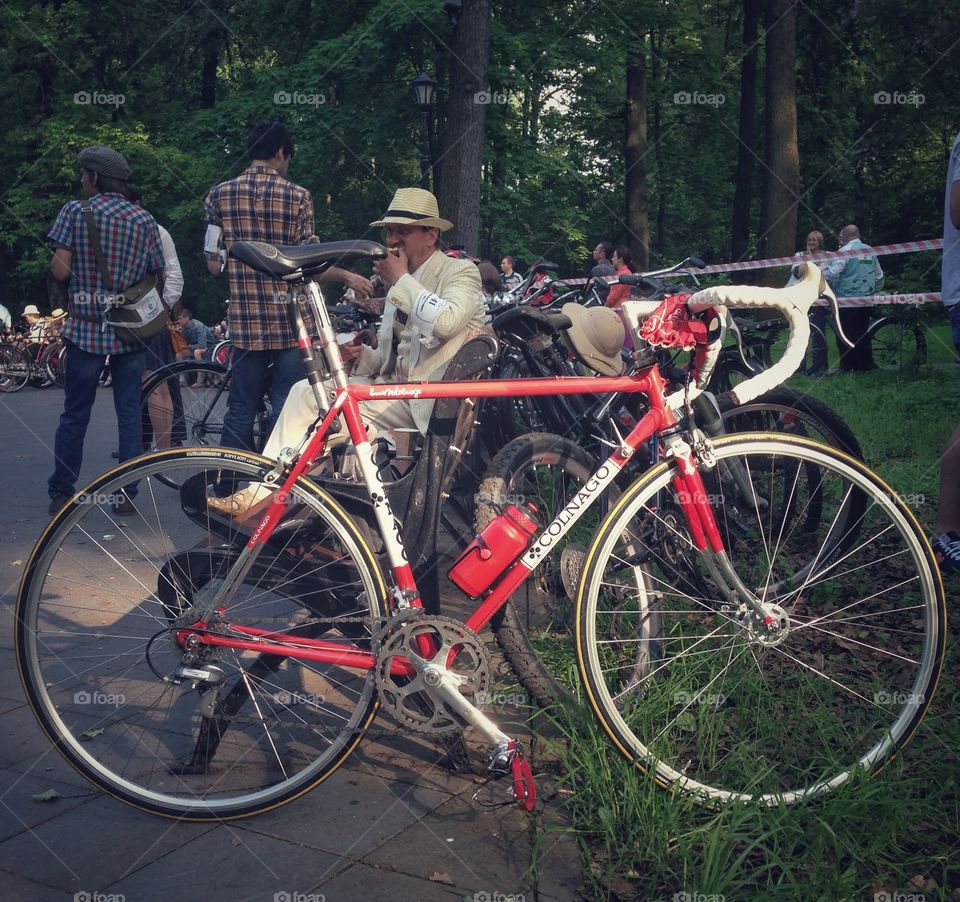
[77, 145, 130, 180]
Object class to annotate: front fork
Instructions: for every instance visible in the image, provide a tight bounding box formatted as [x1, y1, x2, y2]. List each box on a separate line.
[663, 431, 784, 633]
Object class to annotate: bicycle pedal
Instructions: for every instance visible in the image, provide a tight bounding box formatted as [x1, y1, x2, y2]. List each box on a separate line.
[483, 740, 536, 811]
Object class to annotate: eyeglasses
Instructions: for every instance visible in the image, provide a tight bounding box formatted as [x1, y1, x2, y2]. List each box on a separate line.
[383, 225, 422, 238]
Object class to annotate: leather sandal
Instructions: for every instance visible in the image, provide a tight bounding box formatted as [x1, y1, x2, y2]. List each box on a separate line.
[206, 485, 274, 522]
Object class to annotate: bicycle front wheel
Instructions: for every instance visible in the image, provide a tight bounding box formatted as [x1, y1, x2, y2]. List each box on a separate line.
[576, 434, 945, 806]
[16, 448, 388, 820]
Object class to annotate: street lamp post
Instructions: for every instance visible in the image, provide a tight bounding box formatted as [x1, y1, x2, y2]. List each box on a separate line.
[411, 69, 437, 190]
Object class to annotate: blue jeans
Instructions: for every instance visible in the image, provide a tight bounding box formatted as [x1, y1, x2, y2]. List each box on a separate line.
[221, 347, 304, 452]
[49, 344, 145, 498]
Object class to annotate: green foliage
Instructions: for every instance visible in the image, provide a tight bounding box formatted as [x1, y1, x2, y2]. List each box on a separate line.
[0, 0, 955, 316]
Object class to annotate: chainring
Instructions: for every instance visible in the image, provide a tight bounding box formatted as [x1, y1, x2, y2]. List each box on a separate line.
[374, 613, 491, 735]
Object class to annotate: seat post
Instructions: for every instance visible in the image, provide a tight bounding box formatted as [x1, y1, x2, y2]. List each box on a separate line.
[289, 280, 352, 417]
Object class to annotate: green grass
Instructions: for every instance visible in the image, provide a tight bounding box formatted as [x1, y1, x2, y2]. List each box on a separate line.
[538, 326, 960, 900]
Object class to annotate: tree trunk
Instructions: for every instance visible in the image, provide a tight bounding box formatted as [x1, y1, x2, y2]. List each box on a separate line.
[434, 0, 492, 254]
[200, 31, 220, 108]
[651, 28, 666, 255]
[730, 0, 760, 261]
[624, 43, 649, 270]
[757, 0, 800, 269]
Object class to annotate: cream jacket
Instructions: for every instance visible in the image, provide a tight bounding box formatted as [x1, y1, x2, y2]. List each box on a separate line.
[354, 250, 484, 433]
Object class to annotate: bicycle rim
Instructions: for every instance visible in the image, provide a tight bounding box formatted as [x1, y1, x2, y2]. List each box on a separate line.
[577, 434, 945, 805]
[16, 449, 387, 820]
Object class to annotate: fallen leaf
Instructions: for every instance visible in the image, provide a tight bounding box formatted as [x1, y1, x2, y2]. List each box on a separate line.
[10, 560, 22, 566]
[429, 872, 454, 886]
[79, 728, 104, 741]
[32, 789, 62, 802]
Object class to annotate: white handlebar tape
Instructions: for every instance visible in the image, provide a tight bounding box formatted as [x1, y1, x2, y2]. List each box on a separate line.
[684, 262, 829, 404]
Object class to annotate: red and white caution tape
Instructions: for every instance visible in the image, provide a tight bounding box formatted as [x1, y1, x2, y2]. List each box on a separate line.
[814, 292, 942, 307]
[552, 239, 945, 302]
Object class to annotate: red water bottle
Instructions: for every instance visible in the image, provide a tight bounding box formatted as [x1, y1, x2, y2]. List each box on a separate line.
[448, 503, 540, 598]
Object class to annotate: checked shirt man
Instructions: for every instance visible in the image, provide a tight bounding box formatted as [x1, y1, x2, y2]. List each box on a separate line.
[203, 121, 371, 452]
[47, 145, 164, 516]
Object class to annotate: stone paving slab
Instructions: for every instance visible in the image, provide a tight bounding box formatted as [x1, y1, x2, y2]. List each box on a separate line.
[0, 388, 584, 900]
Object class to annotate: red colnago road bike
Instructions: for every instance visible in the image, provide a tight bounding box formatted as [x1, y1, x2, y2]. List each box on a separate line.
[15, 240, 946, 820]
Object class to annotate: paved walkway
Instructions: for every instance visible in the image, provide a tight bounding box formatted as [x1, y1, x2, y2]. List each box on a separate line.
[0, 388, 582, 901]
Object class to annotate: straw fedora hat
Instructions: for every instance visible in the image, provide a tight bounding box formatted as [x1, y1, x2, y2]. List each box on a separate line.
[561, 303, 626, 376]
[50, 308, 67, 318]
[369, 187, 454, 232]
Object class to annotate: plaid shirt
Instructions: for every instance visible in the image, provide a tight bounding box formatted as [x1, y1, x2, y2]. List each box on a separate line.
[204, 165, 317, 350]
[48, 193, 164, 355]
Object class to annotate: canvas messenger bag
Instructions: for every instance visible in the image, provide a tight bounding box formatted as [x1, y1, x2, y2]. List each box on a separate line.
[74, 203, 167, 343]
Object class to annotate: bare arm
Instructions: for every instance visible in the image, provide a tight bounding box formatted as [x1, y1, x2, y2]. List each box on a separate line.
[51, 248, 72, 282]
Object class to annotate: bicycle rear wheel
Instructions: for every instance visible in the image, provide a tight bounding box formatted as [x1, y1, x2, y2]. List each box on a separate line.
[41, 340, 66, 388]
[868, 316, 927, 371]
[16, 449, 388, 820]
[0, 343, 31, 392]
[576, 434, 945, 805]
[719, 387, 863, 460]
[475, 433, 626, 706]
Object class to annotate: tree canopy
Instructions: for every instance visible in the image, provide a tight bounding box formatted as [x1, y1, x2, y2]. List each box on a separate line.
[0, 0, 955, 320]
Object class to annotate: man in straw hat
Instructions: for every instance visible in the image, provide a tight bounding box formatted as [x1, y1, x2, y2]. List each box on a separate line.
[209, 186, 484, 515]
[46, 144, 164, 517]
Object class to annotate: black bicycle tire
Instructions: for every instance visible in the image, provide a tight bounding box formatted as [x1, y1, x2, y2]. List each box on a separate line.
[0, 343, 31, 392]
[475, 432, 617, 708]
[16, 447, 388, 820]
[576, 433, 946, 806]
[718, 386, 864, 460]
[867, 316, 928, 370]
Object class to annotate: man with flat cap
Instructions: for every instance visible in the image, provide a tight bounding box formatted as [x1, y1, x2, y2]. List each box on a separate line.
[46, 145, 164, 516]
[209, 186, 483, 515]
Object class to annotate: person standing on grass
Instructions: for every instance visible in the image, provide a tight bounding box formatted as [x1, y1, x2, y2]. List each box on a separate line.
[942, 127, 960, 363]
[46, 145, 164, 516]
[793, 230, 834, 376]
[821, 225, 883, 372]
